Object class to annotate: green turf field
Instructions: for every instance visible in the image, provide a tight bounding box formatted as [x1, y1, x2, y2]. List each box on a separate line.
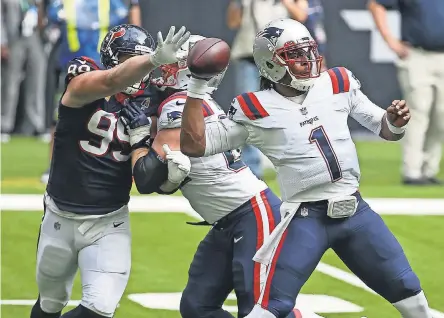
[1, 137, 444, 318]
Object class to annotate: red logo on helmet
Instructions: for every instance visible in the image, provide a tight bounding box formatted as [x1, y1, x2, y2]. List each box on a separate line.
[110, 28, 126, 42]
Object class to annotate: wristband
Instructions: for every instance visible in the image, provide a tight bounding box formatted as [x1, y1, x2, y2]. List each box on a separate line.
[386, 115, 406, 134]
[187, 77, 208, 99]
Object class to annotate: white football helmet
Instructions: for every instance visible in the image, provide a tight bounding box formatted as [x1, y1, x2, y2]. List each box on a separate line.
[253, 18, 322, 91]
[151, 34, 226, 94]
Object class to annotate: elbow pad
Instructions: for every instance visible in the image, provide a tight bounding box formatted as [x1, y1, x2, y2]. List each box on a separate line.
[133, 150, 168, 194]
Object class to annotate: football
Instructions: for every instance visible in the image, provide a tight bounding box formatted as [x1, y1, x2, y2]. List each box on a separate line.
[187, 38, 231, 79]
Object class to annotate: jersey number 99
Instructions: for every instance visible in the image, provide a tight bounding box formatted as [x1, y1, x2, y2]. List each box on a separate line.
[80, 110, 130, 162]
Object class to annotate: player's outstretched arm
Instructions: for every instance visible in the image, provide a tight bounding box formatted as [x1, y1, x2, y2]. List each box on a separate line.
[180, 78, 249, 157]
[62, 26, 190, 108]
[349, 89, 409, 141]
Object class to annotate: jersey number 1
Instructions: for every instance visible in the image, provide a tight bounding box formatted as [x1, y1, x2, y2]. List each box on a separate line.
[309, 126, 342, 182]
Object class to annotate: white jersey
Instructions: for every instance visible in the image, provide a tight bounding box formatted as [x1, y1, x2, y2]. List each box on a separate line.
[157, 92, 267, 223]
[204, 67, 386, 202]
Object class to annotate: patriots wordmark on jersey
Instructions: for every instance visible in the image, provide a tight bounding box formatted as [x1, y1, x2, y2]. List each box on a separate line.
[227, 67, 386, 202]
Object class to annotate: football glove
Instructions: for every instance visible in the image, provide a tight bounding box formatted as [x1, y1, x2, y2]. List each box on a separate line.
[163, 144, 191, 184]
[120, 100, 152, 149]
[187, 76, 211, 100]
[151, 26, 191, 67]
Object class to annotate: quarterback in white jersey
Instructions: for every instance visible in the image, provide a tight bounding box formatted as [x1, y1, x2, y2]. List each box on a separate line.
[121, 35, 312, 318]
[180, 20, 433, 318]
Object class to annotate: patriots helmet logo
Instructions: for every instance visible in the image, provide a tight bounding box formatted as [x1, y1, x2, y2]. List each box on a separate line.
[257, 27, 284, 46]
[167, 111, 182, 123]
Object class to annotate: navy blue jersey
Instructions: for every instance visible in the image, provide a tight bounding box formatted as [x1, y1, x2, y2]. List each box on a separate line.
[47, 56, 159, 215]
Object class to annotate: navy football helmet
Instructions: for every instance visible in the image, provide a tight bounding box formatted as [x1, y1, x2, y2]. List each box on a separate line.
[100, 24, 156, 94]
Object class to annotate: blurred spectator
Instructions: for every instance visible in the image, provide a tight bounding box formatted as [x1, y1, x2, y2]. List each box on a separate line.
[226, 0, 327, 179]
[1, 0, 46, 143]
[369, 0, 444, 185]
[39, 0, 141, 184]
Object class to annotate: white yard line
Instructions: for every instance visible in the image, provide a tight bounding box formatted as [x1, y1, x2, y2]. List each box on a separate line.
[1, 194, 443, 315]
[1, 194, 444, 215]
[316, 262, 444, 317]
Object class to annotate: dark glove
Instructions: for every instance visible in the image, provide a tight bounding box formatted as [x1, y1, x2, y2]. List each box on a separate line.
[120, 100, 152, 149]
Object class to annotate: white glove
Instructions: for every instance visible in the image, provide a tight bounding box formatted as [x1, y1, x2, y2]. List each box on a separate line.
[187, 77, 211, 99]
[151, 26, 191, 67]
[163, 144, 191, 184]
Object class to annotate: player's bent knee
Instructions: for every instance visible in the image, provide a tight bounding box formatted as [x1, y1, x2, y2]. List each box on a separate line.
[244, 304, 279, 318]
[61, 305, 109, 318]
[81, 271, 128, 317]
[180, 290, 201, 318]
[40, 297, 67, 314]
[387, 269, 422, 303]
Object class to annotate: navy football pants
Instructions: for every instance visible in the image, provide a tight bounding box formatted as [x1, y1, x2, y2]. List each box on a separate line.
[180, 188, 285, 318]
[260, 193, 422, 317]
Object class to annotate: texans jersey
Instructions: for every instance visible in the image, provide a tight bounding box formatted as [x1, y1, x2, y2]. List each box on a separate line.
[157, 92, 267, 224]
[225, 67, 386, 202]
[47, 56, 159, 215]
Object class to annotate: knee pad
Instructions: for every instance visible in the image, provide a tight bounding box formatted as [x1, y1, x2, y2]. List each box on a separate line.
[393, 291, 433, 318]
[387, 269, 422, 303]
[61, 305, 109, 318]
[40, 297, 66, 314]
[30, 297, 61, 318]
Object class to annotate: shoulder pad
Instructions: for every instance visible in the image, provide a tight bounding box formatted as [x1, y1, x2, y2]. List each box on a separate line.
[157, 93, 187, 130]
[325, 67, 360, 94]
[157, 92, 216, 130]
[65, 56, 101, 86]
[228, 91, 285, 128]
[231, 92, 270, 121]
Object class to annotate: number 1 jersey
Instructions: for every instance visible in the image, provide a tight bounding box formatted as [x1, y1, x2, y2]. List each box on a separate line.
[47, 56, 159, 215]
[227, 67, 386, 202]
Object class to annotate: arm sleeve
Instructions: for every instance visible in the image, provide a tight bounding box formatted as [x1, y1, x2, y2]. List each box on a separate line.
[132, 150, 168, 194]
[204, 117, 249, 156]
[349, 89, 386, 135]
[158, 95, 249, 156]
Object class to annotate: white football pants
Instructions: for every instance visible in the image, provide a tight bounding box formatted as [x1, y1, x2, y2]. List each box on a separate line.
[396, 47, 444, 179]
[36, 197, 131, 317]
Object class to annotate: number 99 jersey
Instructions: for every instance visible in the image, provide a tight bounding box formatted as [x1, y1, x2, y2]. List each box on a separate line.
[47, 57, 158, 215]
[157, 93, 267, 224]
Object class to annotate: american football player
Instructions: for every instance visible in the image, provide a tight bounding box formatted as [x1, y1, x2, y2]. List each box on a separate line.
[30, 24, 190, 318]
[179, 19, 433, 318]
[120, 35, 318, 318]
